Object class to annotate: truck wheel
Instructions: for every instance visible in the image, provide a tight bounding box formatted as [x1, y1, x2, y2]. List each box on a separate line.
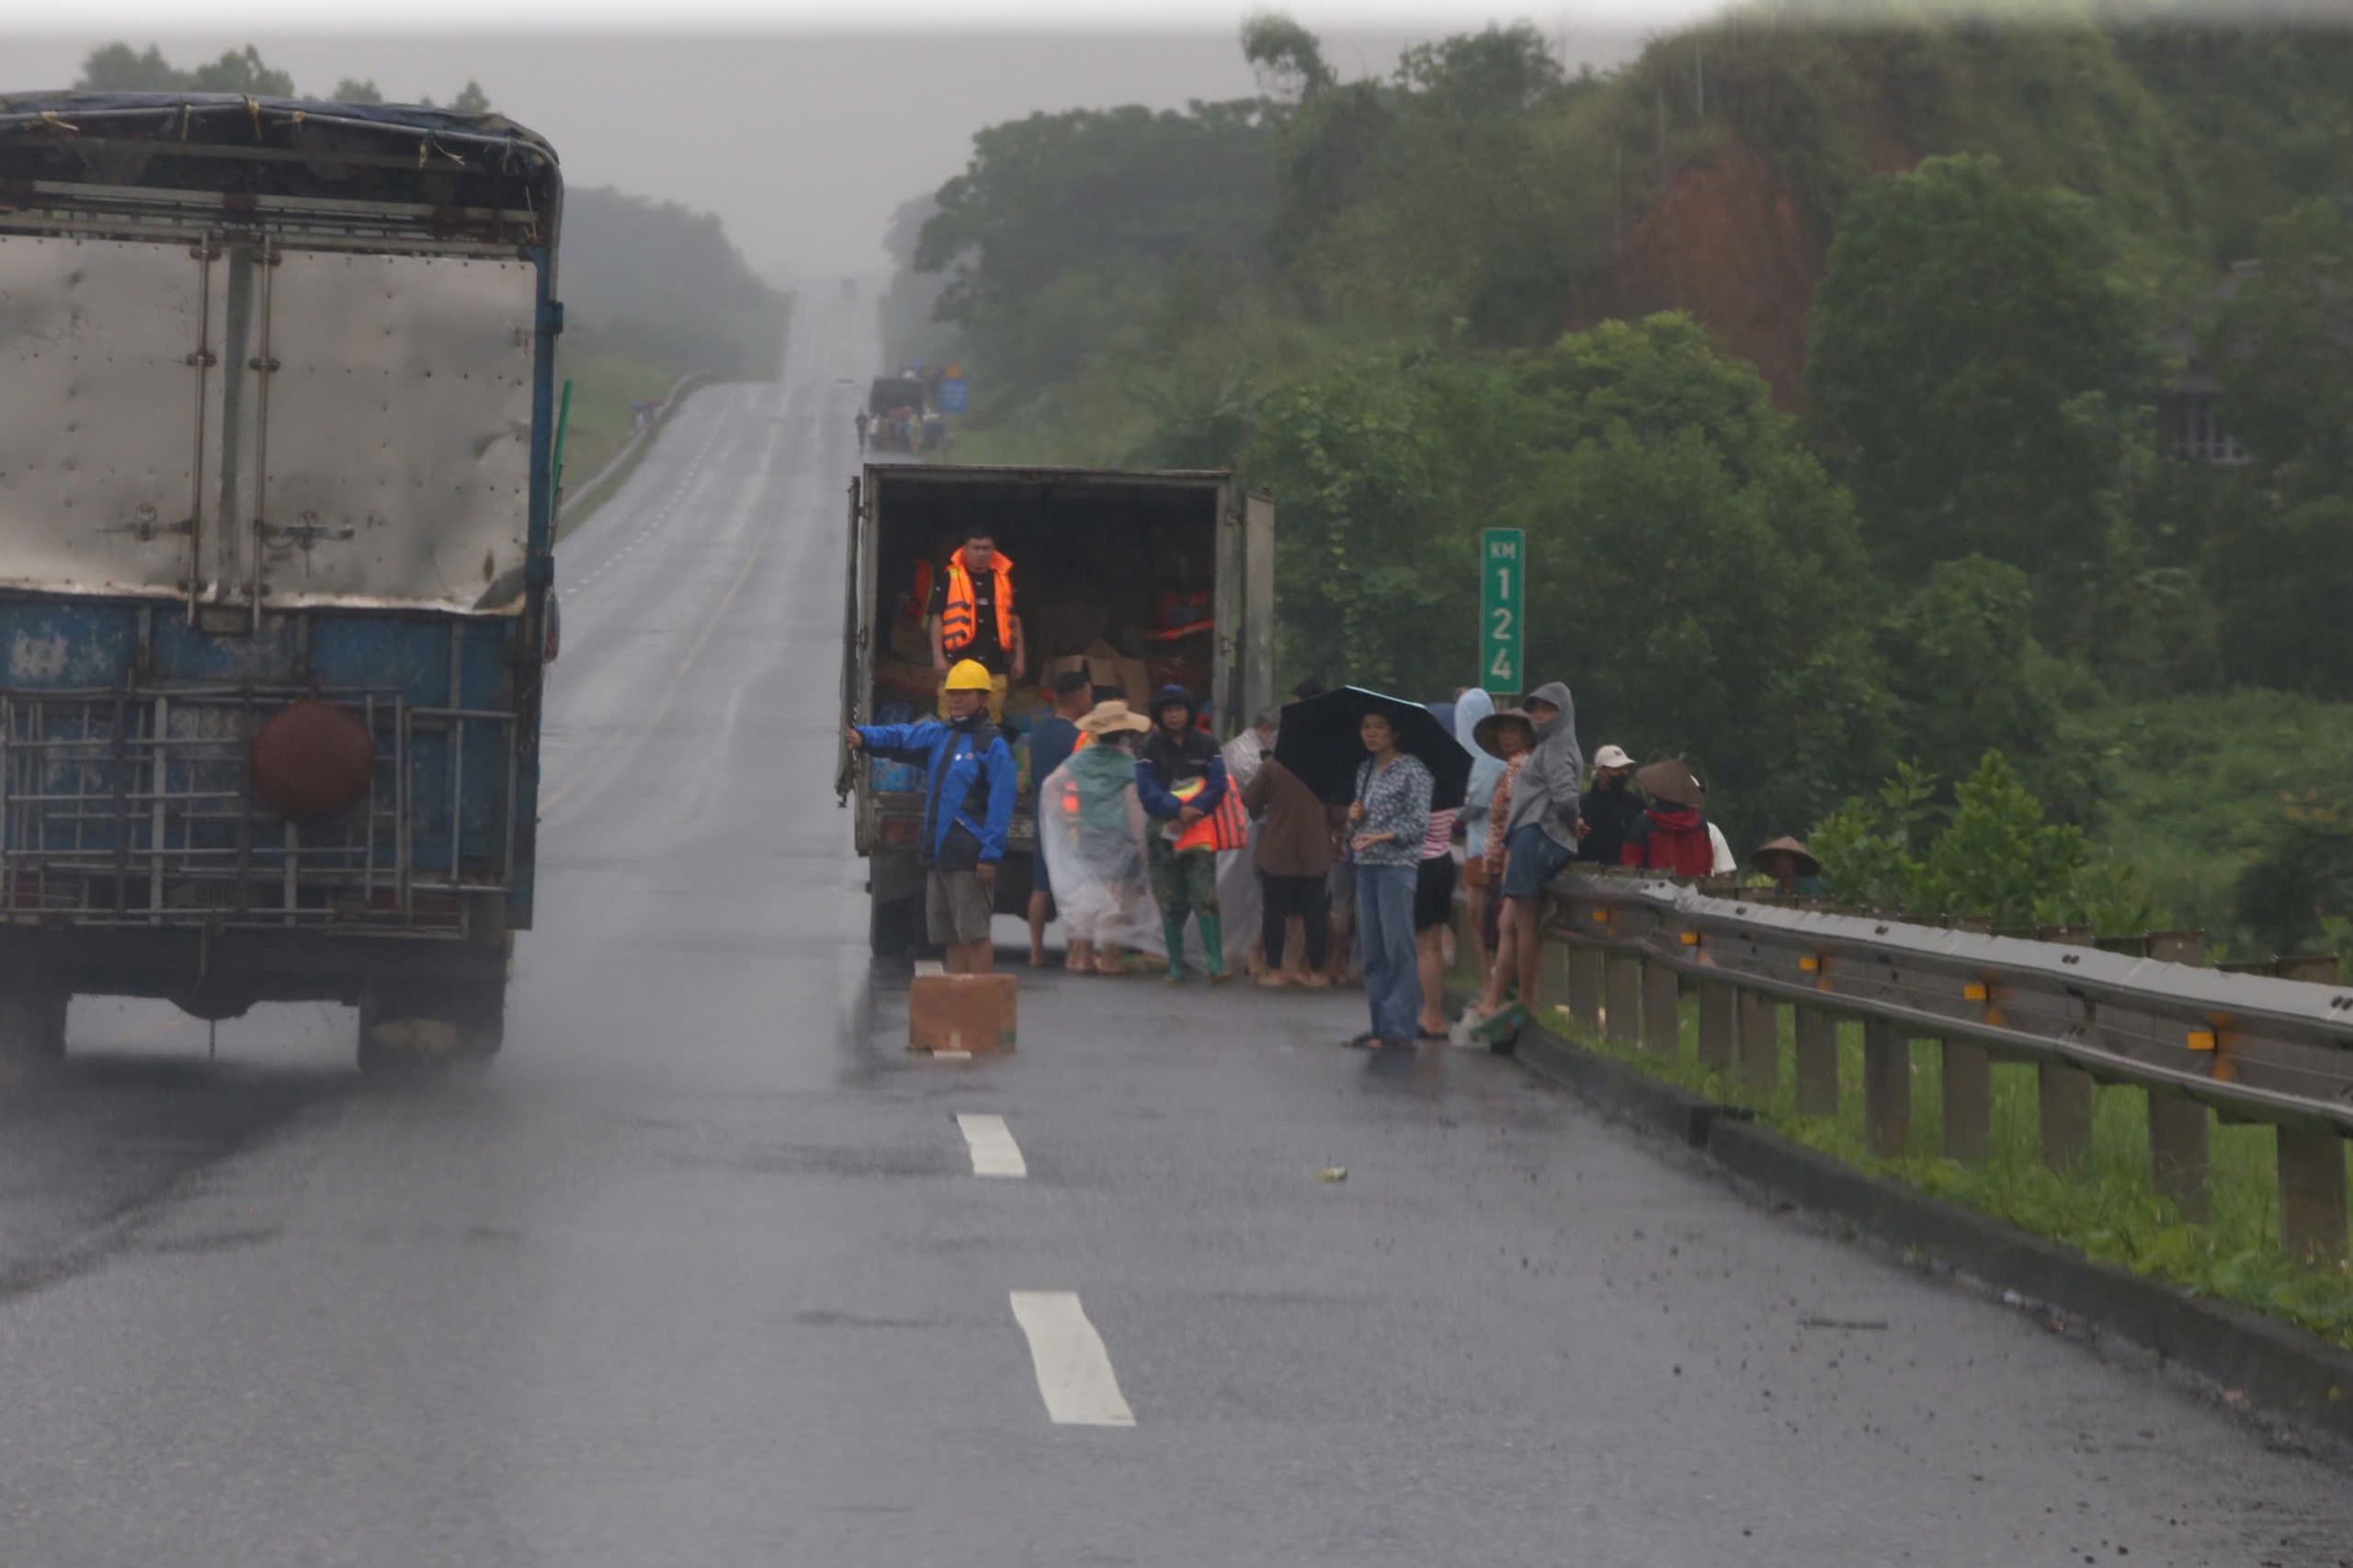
[0, 987, 69, 1064]
[357, 980, 506, 1074]
[870, 893, 922, 958]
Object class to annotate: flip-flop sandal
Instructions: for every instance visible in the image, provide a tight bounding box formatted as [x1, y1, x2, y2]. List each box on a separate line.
[1344, 1033, 1379, 1050]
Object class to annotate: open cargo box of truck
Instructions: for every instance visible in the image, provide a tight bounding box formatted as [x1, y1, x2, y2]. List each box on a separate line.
[837, 464, 1274, 955]
[0, 92, 563, 1065]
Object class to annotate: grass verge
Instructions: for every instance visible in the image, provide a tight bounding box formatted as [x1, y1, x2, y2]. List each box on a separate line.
[556, 350, 679, 493]
[1542, 995, 2353, 1350]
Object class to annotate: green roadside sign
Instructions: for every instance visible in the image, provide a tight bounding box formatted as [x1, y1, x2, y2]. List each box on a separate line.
[1480, 527, 1525, 693]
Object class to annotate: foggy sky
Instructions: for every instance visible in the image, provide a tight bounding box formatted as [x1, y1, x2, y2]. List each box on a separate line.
[2, 27, 1667, 278]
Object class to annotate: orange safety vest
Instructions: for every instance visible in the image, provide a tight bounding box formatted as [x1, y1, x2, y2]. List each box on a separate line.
[940, 547, 1015, 655]
[1169, 775, 1249, 854]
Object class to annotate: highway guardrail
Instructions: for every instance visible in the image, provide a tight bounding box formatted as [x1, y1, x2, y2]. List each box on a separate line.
[1540, 872, 2353, 1267]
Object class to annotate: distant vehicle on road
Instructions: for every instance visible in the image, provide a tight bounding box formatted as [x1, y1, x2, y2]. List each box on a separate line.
[837, 465, 1277, 953]
[0, 93, 568, 1071]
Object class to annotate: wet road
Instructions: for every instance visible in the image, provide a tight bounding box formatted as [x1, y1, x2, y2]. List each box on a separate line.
[2, 301, 2347, 1567]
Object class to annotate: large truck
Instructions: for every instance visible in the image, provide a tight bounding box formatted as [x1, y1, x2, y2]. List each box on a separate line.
[836, 464, 1275, 953]
[0, 92, 566, 1069]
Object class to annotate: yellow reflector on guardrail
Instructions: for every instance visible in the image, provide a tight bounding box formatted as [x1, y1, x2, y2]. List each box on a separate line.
[2187, 1029, 2218, 1052]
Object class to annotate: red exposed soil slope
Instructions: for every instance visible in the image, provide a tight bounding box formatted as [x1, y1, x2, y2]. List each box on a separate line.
[1562, 141, 1841, 410]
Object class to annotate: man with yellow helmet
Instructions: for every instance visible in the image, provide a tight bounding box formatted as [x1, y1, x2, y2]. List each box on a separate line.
[847, 658, 1017, 971]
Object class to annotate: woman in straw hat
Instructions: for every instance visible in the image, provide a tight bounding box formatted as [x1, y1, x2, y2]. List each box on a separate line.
[1620, 759, 1715, 877]
[1039, 700, 1154, 975]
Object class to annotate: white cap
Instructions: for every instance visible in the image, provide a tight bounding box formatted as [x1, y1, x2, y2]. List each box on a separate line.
[1594, 744, 1636, 770]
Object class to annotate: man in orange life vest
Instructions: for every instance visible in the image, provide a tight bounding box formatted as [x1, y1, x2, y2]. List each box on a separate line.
[927, 528, 1025, 723]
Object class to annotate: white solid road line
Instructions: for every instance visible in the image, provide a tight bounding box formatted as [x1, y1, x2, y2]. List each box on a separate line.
[956, 1113, 1027, 1178]
[1008, 1291, 1135, 1427]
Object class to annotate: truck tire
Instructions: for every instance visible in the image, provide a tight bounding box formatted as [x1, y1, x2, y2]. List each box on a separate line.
[357, 979, 506, 1075]
[870, 892, 923, 958]
[0, 986, 69, 1064]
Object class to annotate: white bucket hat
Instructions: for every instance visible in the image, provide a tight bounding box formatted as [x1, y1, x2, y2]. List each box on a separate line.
[1593, 744, 1636, 770]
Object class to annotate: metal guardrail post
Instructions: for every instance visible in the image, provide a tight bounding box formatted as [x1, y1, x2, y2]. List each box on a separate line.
[1736, 988, 1779, 1098]
[1642, 956, 1681, 1057]
[1565, 943, 1602, 1034]
[2147, 1093, 2211, 1222]
[2039, 925, 2097, 1173]
[1942, 1040, 1992, 1164]
[1605, 953, 1643, 1047]
[2277, 1129, 2348, 1267]
[1792, 1006, 1837, 1116]
[1537, 938, 1573, 1021]
[1696, 982, 1735, 1071]
[2275, 952, 2341, 984]
[1863, 1019, 1911, 1157]
[2039, 1063, 2096, 1173]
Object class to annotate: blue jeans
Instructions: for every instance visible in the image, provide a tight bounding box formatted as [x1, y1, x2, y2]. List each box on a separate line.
[1501, 822, 1573, 898]
[1356, 863, 1421, 1043]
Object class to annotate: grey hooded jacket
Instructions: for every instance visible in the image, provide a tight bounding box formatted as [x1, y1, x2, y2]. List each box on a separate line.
[1501, 681, 1584, 850]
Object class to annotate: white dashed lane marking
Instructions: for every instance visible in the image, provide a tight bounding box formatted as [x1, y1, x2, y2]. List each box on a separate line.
[956, 1113, 1026, 1178]
[1008, 1291, 1135, 1427]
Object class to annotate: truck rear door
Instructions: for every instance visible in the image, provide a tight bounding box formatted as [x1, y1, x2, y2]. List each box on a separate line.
[836, 472, 867, 806]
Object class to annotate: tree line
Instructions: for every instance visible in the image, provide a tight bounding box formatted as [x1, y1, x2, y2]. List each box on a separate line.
[892, 6, 2353, 949]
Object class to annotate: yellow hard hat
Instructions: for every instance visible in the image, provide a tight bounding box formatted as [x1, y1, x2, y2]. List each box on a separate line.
[944, 659, 995, 692]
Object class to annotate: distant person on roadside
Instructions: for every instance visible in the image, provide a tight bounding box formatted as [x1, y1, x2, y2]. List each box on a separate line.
[1698, 776, 1737, 875]
[1472, 709, 1537, 971]
[1575, 744, 1643, 866]
[1347, 710, 1435, 1049]
[1243, 749, 1335, 989]
[855, 408, 870, 451]
[1620, 759, 1715, 876]
[1224, 709, 1277, 792]
[1043, 700, 1154, 975]
[927, 527, 1024, 724]
[1753, 836, 1824, 898]
[845, 659, 1015, 973]
[1454, 691, 1506, 975]
[1469, 682, 1581, 1028]
[1225, 709, 1279, 976]
[1412, 790, 1460, 1040]
[1023, 671, 1094, 968]
[1136, 686, 1231, 983]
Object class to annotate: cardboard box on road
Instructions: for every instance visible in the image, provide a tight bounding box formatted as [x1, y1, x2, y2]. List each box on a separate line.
[909, 972, 1018, 1053]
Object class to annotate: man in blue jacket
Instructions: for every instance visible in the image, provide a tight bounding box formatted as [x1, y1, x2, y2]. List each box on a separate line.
[846, 659, 1017, 972]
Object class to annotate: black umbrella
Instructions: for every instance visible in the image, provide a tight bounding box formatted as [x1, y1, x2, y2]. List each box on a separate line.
[1273, 686, 1474, 812]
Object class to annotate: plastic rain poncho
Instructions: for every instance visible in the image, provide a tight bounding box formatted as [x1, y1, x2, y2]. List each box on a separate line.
[1455, 689, 1506, 860]
[1040, 744, 1262, 970]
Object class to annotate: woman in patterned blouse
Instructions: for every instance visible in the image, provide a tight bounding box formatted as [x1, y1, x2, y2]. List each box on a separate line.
[1346, 710, 1435, 1049]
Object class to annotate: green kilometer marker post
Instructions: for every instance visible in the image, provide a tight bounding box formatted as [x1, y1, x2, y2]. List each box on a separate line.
[1480, 527, 1525, 695]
